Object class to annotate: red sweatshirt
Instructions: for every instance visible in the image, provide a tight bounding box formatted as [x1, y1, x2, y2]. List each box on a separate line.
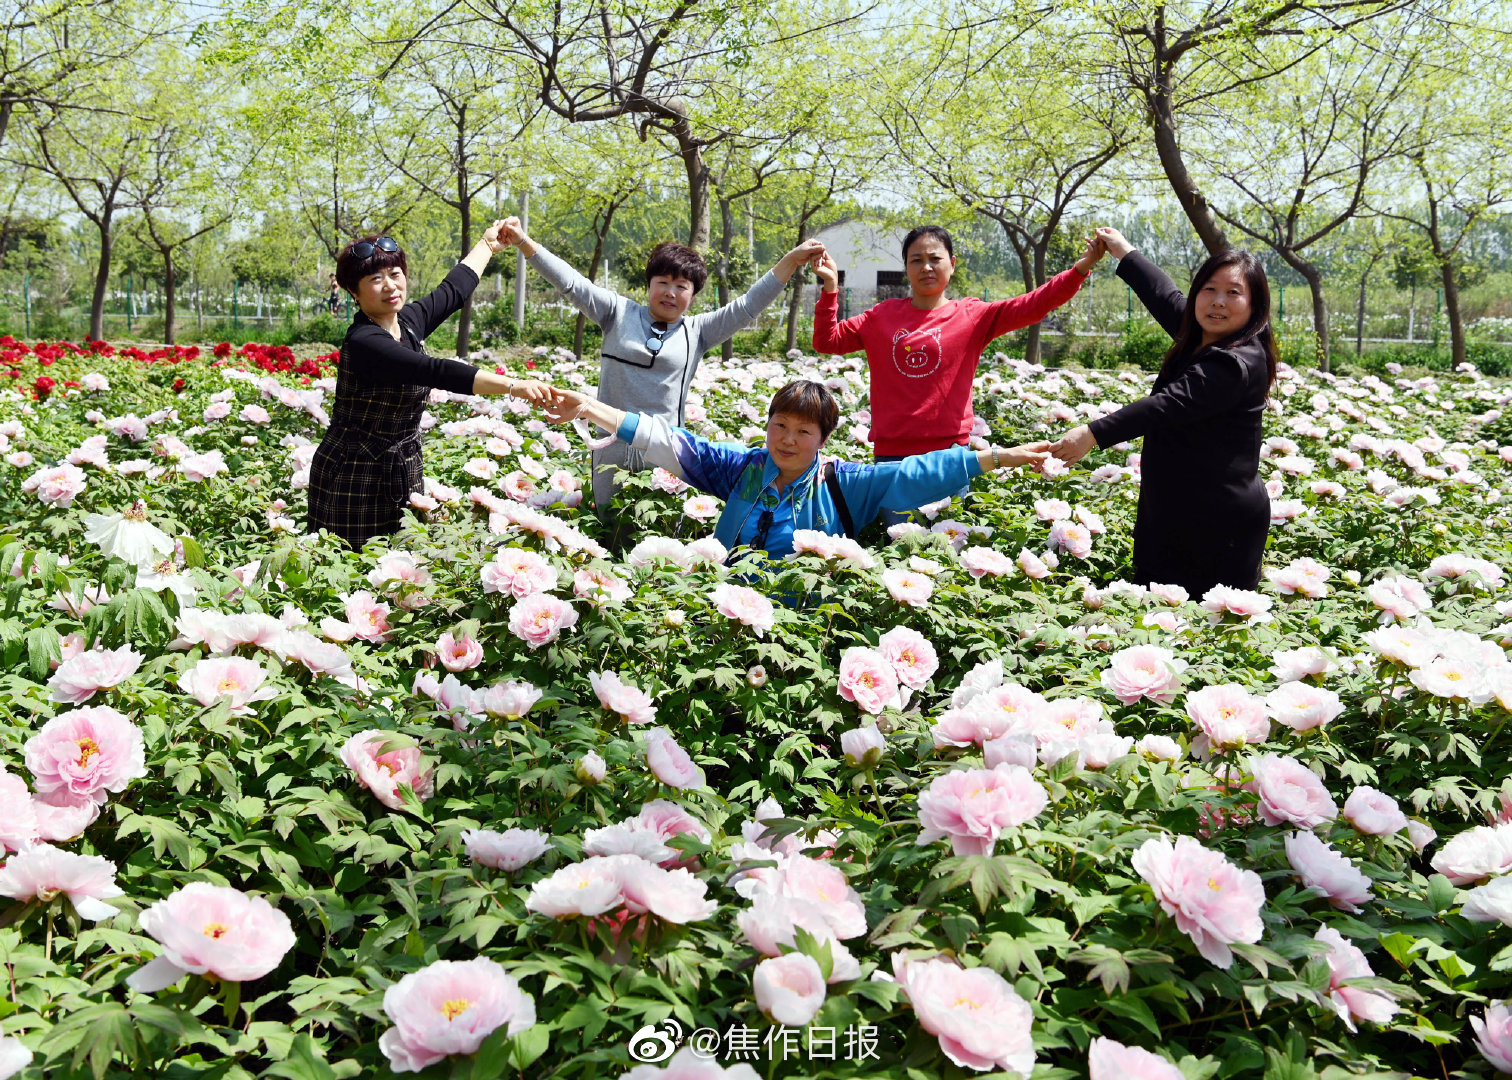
[813, 267, 1089, 455]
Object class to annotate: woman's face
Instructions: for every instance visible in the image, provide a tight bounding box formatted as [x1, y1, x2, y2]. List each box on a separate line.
[353, 266, 407, 319]
[765, 410, 826, 476]
[1194, 264, 1251, 343]
[905, 236, 956, 300]
[647, 274, 696, 324]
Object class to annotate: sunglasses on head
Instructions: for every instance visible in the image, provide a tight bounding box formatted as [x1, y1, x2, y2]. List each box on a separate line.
[350, 236, 400, 260]
[646, 323, 671, 356]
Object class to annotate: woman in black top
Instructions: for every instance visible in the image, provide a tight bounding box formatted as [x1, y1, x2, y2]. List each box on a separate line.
[1049, 227, 1276, 596]
[307, 223, 552, 549]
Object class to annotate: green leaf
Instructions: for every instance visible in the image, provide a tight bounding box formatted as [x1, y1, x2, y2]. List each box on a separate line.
[263, 1033, 337, 1080]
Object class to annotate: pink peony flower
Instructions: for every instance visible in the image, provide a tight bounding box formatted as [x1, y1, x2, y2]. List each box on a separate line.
[644, 727, 703, 788]
[1262, 682, 1343, 732]
[24, 705, 146, 805]
[22, 462, 88, 506]
[0, 772, 39, 852]
[1367, 575, 1431, 621]
[342, 591, 392, 641]
[1315, 927, 1398, 1032]
[738, 893, 861, 983]
[178, 656, 278, 715]
[1186, 684, 1269, 749]
[837, 646, 901, 715]
[479, 680, 542, 719]
[340, 731, 434, 810]
[379, 957, 536, 1073]
[1342, 786, 1407, 835]
[1199, 585, 1273, 624]
[524, 859, 624, 918]
[1473, 1004, 1512, 1074]
[590, 671, 658, 725]
[1101, 645, 1188, 705]
[892, 955, 1035, 1075]
[877, 626, 939, 689]
[31, 789, 100, 842]
[0, 842, 122, 920]
[1463, 876, 1512, 925]
[1047, 519, 1093, 559]
[573, 566, 630, 606]
[1268, 646, 1339, 683]
[1248, 754, 1337, 828]
[1131, 835, 1265, 967]
[710, 583, 775, 636]
[1284, 830, 1373, 912]
[882, 567, 934, 607]
[683, 494, 720, 520]
[1033, 497, 1071, 521]
[840, 725, 885, 769]
[1407, 820, 1437, 852]
[47, 644, 144, 705]
[752, 953, 827, 1026]
[435, 632, 484, 672]
[916, 766, 1048, 857]
[1430, 823, 1512, 884]
[621, 1049, 758, 1079]
[127, 882, 296, 990]
[1087, 1037, 1182, 1080]
[463, 827, 552, 871]
[1016, 548, 1054, 579]
[480, 548, 557, 598]
[732, 852, 866, 940]
[961, 546, 1013, 578]
[507, 593, 578, 649]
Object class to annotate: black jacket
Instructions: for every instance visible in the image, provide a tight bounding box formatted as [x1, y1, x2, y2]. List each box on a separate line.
[307, 264, 480, 549]
[1086, 251, 1271, 596]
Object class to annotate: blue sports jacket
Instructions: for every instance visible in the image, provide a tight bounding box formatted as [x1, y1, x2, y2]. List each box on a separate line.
[614, 412, 983, 559]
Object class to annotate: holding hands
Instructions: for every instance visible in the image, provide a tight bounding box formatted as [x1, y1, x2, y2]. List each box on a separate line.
[814, 252, 840, 293]
[1048, 425, 1096, 465]
[774, 239, 827, 283]
[1094, 227, 1134, 259]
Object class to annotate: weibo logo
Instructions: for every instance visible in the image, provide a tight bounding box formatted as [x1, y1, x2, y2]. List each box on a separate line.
[891, 328, 943, 378]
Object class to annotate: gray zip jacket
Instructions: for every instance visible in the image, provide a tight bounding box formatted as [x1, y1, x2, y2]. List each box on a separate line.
[526, 246, 786, 424]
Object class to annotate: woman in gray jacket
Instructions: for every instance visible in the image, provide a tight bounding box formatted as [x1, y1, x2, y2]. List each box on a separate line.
[499, 216, 823, 512]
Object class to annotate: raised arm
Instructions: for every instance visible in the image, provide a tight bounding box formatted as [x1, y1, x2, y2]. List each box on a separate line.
[1097, 227, 1187, 339]
[695, 239, 825, 346]
[500, 216, 622, 328]
[978, 233, 1103, 341]
[403, 221, 506, 339]
[811, 252, 868, 354]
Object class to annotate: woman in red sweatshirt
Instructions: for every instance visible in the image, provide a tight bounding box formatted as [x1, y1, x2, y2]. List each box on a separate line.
[812, 225, 1103, 524]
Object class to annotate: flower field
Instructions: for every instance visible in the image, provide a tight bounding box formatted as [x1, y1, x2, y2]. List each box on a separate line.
[1, 333, 1512, 1079]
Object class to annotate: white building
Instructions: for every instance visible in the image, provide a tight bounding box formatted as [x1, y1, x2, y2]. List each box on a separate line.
[809, 219, 909, 314]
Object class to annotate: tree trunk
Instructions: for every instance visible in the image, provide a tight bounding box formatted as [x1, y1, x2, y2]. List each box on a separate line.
[89, 218, 113, 342]
[456, 188, 473, 357]
[1280, 251, 1330, 372]
[1029, 245, 1051, 365]
[0, 100, 11, 154]
[1149, 81, 1229, 255]
[1442, 259, 1465, 367]
[675, 120, 711, 249]
[163, 248, 177, 345]
[719, 196, 735, 362]
[1407, 283, 1416, 342]
[575, 206, 616, 359]
[1355, 267, 1368, 356]
[783, 222, 812, 354]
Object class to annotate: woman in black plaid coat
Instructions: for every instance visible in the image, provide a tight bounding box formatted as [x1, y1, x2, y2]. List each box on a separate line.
[307, 222, 553, 549]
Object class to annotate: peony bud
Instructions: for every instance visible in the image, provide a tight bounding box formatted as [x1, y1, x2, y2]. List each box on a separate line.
[747, 665, 768, 688]
[839, 725, 885, 769]
[575, 750, 606, 785]
[663, 609, 686, 629]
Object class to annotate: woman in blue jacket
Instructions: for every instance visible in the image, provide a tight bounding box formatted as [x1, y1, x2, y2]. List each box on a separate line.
[539, 380, 1049, 559]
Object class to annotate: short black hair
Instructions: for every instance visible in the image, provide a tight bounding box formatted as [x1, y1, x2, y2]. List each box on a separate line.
[644, 241, 708, 294]
[767, 380, 840, 440]
[902, 225, 954, 262]
[336, 236, 407, 295]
